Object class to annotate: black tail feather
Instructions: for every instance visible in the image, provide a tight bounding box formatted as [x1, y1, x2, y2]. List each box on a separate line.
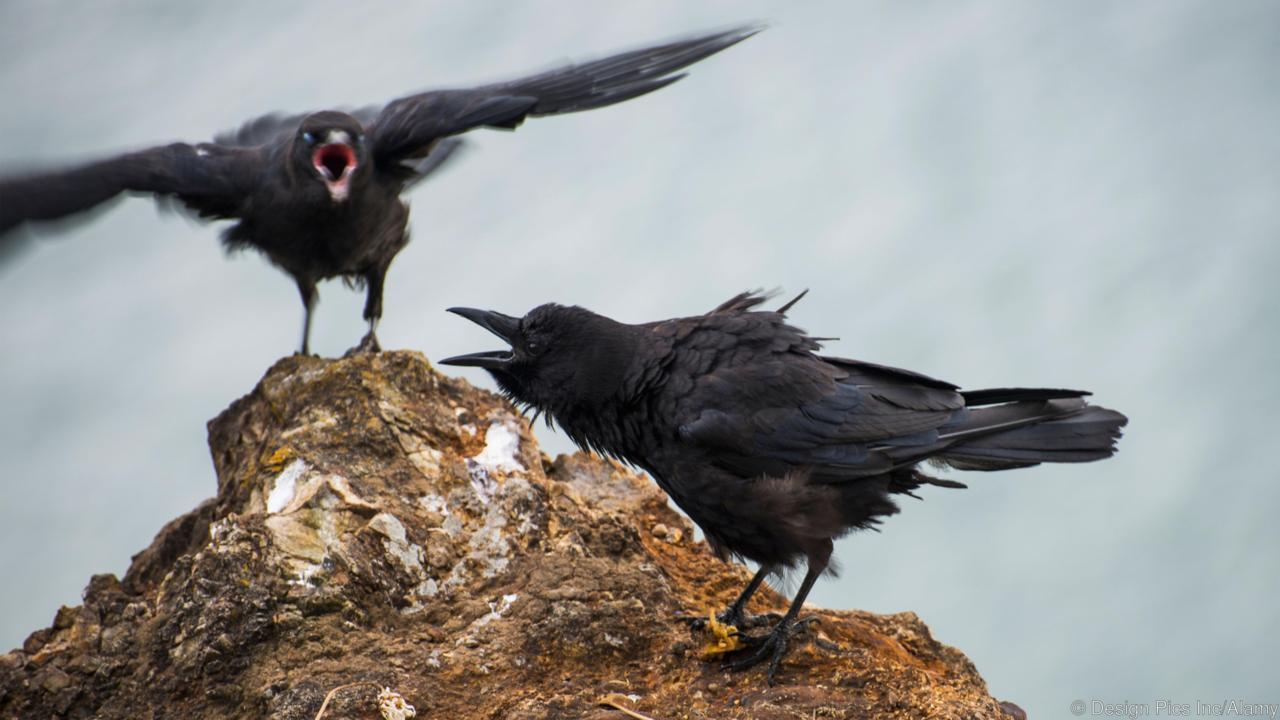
[938, 398, 1127, 471]
[960, 387, 1090, 406]
[880, 388, 1127, 471]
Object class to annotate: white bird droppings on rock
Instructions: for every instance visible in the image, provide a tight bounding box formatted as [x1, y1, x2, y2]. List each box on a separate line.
[267, 459, 308, 513]
[470, 421, 524, 474]
[465, 420, 525, 503]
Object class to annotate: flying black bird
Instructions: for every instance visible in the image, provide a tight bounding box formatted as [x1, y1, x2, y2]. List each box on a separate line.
[441, 291, 1127, 683]
[0, 26, 760, 354]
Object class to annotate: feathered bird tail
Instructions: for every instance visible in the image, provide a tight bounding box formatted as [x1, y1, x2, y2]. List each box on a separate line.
[931, 390, 1127, 471]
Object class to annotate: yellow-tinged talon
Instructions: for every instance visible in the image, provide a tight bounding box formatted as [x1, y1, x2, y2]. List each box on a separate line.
[702, 611, 741, 656]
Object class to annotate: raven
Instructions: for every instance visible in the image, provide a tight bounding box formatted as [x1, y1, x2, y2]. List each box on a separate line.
[0, 27, 760, 354]
[441, 291, 1127, 683]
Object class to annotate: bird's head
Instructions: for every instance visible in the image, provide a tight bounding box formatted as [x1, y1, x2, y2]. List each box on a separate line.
[294, 112, 368, 202]
[441, 303, 637, 419]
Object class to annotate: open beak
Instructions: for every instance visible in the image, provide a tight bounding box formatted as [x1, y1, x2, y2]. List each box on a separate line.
[440, 307, 520, 369]
[312, 142, 357, 202]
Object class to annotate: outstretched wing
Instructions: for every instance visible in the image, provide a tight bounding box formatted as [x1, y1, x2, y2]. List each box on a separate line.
[367, 25, 761, 162]
[0, 142, 260, 235]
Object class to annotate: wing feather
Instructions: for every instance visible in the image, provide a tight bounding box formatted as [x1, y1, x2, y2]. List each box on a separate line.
[367, 25, 760, 161]
[672, 314, 965, 481]
[0, 143, 258, 234]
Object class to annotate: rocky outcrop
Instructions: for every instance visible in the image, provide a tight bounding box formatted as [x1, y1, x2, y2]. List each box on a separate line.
[0, 352, 1022, 719]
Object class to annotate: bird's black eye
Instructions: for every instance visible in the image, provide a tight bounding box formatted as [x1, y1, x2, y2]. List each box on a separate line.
[522, 322, 544, 356]
[302, 132, 316, 144]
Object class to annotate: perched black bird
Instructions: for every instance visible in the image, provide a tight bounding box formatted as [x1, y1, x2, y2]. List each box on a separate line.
[0, 27, 760, 354]
[442, 291, 1128, 683]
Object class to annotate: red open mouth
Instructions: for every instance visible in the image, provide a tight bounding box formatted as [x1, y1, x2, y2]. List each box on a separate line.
[312, 143, 357, 200]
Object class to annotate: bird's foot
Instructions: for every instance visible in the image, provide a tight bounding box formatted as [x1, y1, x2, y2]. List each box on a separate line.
[677, 608, 789, 660]
[677, 611, 744, 656]
[723, 615, 819, 685]
[344, 331, 382, 357]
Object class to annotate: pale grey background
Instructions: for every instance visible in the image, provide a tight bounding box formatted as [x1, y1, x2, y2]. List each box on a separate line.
[1, 1, 1276, 715]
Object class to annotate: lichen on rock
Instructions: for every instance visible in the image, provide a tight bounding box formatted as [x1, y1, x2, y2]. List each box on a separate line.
[0, 351, 1023, 719]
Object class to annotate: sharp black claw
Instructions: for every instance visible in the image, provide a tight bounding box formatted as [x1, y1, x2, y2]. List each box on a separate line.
[719, 615, 819, 685]
[747, 611, 784, 628]
[723, 624, 791, 685]
[730, 631, 769, 648]
[344, 330, 382, 357]
[675, 613, 709, 630]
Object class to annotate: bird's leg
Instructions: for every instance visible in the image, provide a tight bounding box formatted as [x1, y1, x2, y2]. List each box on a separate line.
[295, 278, 318, 356]
[349, 268, 385, 355]
[679, 565, 779, 631]
[722, 565, 782, 629]
[724, 543, 830, 685]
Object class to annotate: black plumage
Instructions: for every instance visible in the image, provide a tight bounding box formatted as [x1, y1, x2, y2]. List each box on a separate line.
[0, 26, 760, 353]
[441, 291, 1127, 683]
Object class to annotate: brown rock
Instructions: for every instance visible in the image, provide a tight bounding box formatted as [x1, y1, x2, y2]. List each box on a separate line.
[0, 351, 1019, 719]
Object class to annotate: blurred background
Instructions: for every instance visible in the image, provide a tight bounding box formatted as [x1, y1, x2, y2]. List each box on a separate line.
[1, 1, 1276, 715]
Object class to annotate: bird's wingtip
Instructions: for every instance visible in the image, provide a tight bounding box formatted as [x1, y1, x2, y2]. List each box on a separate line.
[683, 22, 768, 50]
[726, 21, 770, 36]
[713, 22, 769, 47]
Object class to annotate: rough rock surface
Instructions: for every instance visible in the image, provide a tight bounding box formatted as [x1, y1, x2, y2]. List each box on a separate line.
[0, 352, 1022, 719]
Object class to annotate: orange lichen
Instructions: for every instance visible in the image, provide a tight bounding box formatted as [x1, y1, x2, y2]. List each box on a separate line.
[264, 446, 295, 471]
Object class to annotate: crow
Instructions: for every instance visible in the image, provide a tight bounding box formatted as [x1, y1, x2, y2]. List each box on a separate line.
[441, 291, 1128, 683]
[0, 27, 760, 354]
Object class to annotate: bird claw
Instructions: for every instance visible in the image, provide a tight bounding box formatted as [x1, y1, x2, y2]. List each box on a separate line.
[344, 330, 382, 357]
[723, 624, 790, 684]
[792, 614, 820, 631]
[675, 613, 709, 629]
[721, 615, 819, 685]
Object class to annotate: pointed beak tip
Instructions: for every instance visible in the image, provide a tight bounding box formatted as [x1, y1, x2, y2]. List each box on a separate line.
[444, 306, 519, 343]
